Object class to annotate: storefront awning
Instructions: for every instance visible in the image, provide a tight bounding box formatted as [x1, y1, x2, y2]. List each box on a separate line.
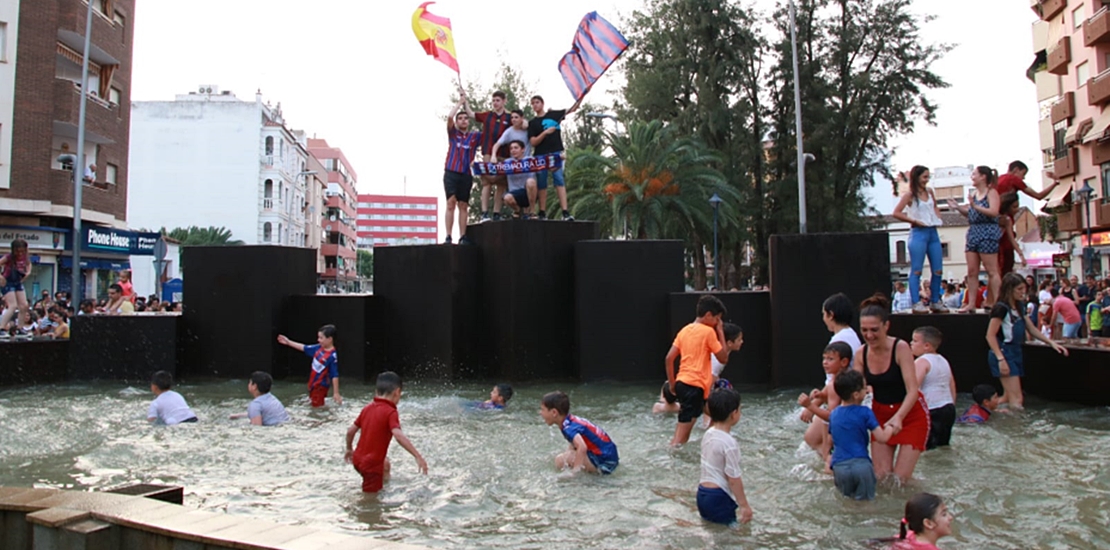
[1084, 109, 1110, 143]
[1044, 182, 1074, 210]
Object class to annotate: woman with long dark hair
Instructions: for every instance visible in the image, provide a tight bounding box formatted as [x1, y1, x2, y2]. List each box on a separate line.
[892, 166, 945, 312]
[989, 273, 1067, 410]
[948, 166, 1001, 310]
[852, 294, 929, 482]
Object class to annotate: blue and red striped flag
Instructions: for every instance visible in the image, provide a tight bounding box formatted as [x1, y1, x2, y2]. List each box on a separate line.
[558, 12, 629, 102]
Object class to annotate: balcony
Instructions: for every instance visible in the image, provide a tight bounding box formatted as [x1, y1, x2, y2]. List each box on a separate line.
[1085, 8, 1110, 47]
[1051, 92, 1075, 124]
[1046, 36, 1070, 76]
[1089, 69, 1110, 105]
[1093, 139, 1110, 165]
[1054, 147, 1079, 178]
[1033, 0, 1066, 21]
[1100, 201, 1110, 228]
[1057, 204, 1083, 232]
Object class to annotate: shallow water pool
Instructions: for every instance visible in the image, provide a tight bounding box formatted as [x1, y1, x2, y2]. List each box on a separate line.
[1, 380, 1108, 549]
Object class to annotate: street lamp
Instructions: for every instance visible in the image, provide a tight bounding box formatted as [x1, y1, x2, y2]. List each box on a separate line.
[70, 0, 95, 304]
[789, 0, 808, 234]
[1077, 180, 1095, 276]
[709, 193, 723, 290]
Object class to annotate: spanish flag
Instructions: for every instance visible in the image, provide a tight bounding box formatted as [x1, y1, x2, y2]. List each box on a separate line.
[411, 2, 459, 74]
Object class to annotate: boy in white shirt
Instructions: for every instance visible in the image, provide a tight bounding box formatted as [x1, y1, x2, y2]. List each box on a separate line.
[911, 326, 956, 449]
[147, 371, 197, 425]
[697, 388, 752, 525]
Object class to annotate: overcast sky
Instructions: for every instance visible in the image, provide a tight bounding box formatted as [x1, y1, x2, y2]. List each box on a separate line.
[131, 0, 1040, 221]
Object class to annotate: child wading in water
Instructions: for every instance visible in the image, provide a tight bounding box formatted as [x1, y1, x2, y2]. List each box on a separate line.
[540, 391, 619, 475]
[891, 493, 954, 549]
[987, 273, 1067, 410]
[665, 295, 730, 446]
[277, 324, 342, 407]
[697, 388, 752, 525]
[798, 341, 855, 466]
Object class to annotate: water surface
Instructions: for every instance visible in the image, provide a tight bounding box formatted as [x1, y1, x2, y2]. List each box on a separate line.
[1, 380, 1108, 549]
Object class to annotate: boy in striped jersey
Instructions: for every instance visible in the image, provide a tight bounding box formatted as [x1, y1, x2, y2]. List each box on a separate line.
[443, 90, 482, 244]
[540, 391, 619, 474]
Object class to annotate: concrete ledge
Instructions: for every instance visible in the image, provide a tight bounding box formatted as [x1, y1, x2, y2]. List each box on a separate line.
[0, 485, 425, 550]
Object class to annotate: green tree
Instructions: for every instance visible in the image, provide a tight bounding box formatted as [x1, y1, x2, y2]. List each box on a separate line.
[622, 0, 768, 286]
[570, 120, 741, 289]
[162, 226, 243, 246]
[357, 249, 374, 279]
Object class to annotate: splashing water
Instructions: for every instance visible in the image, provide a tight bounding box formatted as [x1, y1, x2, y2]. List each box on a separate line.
[1, 380, 1108, 549]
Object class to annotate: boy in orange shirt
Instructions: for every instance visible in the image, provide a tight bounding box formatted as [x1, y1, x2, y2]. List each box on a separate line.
[665, 295, 730, 446]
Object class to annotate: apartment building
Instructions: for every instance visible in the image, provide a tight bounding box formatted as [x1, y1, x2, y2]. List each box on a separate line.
[356, 194, 438, 248]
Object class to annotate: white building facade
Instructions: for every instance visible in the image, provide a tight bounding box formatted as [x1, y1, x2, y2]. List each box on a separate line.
[0, 0, 19, 190]
[128, 87, 315, 249]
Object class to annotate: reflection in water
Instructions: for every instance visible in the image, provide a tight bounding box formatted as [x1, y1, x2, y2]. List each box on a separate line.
[1, 380, 1109, 548]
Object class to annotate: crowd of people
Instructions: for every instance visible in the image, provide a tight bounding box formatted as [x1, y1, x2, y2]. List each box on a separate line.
[0, 239, 182, 340]
[441, 89, 581, 244]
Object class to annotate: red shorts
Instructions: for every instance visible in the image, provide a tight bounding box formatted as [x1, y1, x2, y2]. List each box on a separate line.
[354, 457, 385, 492]
[309, 386, 328, 408]
[872, 392, 930, 451]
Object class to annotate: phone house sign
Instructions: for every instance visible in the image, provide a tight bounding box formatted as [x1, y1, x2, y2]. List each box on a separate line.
[83, 227, 160, 255]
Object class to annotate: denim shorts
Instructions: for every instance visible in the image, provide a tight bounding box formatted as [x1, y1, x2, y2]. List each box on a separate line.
[535, 167, 566, 190]
[832, 457, 877, 500]
[1, 282, 24, 295]
[697, 485, 737, 524]
[586, 453, 618, 475]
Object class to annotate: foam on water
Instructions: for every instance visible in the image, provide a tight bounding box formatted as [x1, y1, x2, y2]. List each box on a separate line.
[1, 380, 1109, 548]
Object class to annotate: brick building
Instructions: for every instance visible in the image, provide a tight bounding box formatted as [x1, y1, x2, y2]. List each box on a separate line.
[0, 0, 136, 297]
[356, 194, 438, 247]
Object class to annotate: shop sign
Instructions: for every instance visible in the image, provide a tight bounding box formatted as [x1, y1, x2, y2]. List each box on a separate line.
[0, 226, 66, 250]
[1080, 232, 1110, 247]
[80, 227, 160, 255]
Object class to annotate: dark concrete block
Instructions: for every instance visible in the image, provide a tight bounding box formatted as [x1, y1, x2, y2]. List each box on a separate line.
[467, 220, 600, 380]
[0, 340, 68, 387]
[373, 244, 482, 379]
[68, 316, 177, 382]
[278, 295, 377, 383]
[886, 313, 996, 392]
[769, 233, 890, 388]
[575, 240, 684, 382]
[1024, 343, 1110, 406]
[668, 292, 772, 387]
[181, 247, 316, 379]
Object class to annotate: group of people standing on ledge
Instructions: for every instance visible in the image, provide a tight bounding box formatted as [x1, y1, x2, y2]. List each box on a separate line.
[892, 161, 1062, 314]
[440, 89, 581, 245]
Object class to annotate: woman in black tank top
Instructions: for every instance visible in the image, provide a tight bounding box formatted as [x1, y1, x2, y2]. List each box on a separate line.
[852, 294, 928, 483]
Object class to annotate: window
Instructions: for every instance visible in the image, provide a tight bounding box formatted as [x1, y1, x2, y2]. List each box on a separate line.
[0, 22, 7, 62]
[105, 163, 118, 184]
[109, 87, 121, 105]
[941, 242, 949, 260]
[264, 136, 274, 155]
[113, 10, 125, 26]
[263, 179, 273, 198]
[1073, 4, 1086, 30]
[895, 240, 906, 264]
[1101, 162, 1110, 204]
[263, 222, 272, 242]
[1078, 61, 1090, 88]
[1054, 123, 1068, 159]
[92, 0, 106, 15]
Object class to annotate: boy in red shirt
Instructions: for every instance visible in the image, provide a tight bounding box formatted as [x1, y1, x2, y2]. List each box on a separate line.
[345, 371, 428, 492]
[665, 295, 730, 446]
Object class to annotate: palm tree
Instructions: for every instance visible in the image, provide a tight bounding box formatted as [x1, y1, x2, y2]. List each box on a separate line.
[162, 226, 244, 246]
[569, 120, 740, 287]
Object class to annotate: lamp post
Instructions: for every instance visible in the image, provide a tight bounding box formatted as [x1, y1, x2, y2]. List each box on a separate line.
[789, 0, 808, 234]
[70, 0, 95, 304]
[1077, 180, 1095, 277]
[710, 193, 723, 290]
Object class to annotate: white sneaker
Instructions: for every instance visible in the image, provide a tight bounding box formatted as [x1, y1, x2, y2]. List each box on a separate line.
[929, 303, 948, 313]
[912, 303, 930, 314]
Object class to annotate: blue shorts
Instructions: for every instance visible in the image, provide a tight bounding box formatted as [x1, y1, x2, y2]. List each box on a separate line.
[987, 346, 1024, 378]
[587, 453, 618, 475]
[508, 187, 530, 208]
[832, 457, 877, 500]
[1, 282, 24, 295]
[535, 167, 565, 190]
[696, 485, 737, 524]
[966, 224, 1001, 254]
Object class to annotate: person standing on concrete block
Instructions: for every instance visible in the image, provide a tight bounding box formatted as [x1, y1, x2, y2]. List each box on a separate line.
[443, 88, 482, 245]
[527, 95, 580, 221]
[474, 91, 512, 222]
[892, 166, 946, 313]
